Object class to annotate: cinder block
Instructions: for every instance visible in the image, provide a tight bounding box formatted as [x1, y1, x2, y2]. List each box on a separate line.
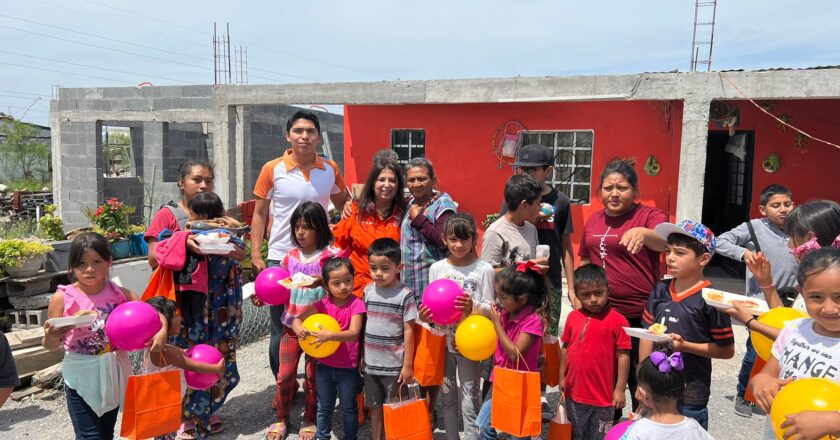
[190, 97, 213, 109]
[26, 309, 49, 328]
[181, 85, 212, 98]
[128, 99, 152, 111]
[7, 310, 24, 328]
[152, 98, 173, 111]
[58, 99, 78, 111]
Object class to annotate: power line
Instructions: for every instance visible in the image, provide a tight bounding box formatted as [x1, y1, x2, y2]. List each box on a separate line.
[0, 49, 195, 84]
[0, 60, 132, 84]
[0, 89, 51, 98]
[0, 93, 50, 101]
[81, 0, 209, 37]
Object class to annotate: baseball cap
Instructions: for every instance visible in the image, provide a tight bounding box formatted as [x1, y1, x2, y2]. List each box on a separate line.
[513, 144, 554, 167]
[654, 220, 716, 255]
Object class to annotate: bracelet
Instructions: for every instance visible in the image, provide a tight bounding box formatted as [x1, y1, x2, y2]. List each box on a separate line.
[759, 281, 776, 290]
[745, 317, 757, 331]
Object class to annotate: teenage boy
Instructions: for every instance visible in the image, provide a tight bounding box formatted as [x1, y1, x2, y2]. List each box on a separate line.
[363, 238, 418, 440]
[482, 174, 544, 270]
[501, 143, 576, 334]
[640, 220, 735, 430]
[560, 264, 631, 439]
[716, 184, 797, 417]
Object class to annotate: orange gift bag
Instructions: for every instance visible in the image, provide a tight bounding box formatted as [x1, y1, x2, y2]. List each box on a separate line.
[491, 354, 542, 438]
[541, 335, 561, 387]
[413, 323, 446, 386]
[548, 395, 572, 440]
[141, 267, 176, 301]
[383, 386, 432, 440]
[120, 356, 182, 440]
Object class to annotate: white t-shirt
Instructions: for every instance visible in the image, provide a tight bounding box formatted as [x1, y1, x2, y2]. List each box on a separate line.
[428, 258, 496, 352]
[620, 417, 713, 440]
[480, 216, 538, 268]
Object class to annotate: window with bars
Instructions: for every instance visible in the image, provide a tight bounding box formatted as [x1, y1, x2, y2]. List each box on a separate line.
[518, 130, 594, 204]
[390, 129, 425, 165]
[727, 152, 746, 205]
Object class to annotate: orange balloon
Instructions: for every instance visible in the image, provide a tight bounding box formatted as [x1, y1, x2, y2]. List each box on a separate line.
[770, 378, 840, 440]
[299, 314, 341, 359]
[751, 307, 807, 361]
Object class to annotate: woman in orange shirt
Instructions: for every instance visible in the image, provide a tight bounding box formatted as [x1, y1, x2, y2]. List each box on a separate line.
[334, 151, 406, 298]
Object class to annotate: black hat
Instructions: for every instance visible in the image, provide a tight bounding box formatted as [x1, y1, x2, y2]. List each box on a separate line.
[513, 144, 554, 167]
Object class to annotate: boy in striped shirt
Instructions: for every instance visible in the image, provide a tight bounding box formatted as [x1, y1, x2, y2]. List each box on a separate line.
[363, 238, 417, 440]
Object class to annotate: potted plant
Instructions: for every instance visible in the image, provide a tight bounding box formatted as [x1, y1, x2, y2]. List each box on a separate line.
[0, 238, 54, 277]
[39, 204, 72, 272]
[86, 198, 135, 260]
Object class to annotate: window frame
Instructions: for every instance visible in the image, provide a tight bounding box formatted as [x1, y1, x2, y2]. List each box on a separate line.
[390, 128, 426, 165]
[518, 129, 595, 205]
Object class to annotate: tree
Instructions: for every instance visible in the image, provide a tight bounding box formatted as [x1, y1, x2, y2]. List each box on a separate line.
[0, 119, 50, 181]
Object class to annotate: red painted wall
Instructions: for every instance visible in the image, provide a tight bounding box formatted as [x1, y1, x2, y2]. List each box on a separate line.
[713, 99, 840, 217]
[343, 101, 684, 259]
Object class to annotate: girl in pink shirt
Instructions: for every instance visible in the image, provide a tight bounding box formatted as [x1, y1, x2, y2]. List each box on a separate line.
[476, 263, 548, 440]
[293, 257, 366, 440]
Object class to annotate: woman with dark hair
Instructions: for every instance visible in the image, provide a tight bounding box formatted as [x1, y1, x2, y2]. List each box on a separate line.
[401, 157, 457, 301]
[333, 149, 407, 298]
[578, 158, 667, 414]
[145, 159, 217, 269]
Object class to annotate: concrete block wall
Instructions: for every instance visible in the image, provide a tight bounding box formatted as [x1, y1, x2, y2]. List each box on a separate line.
[103, 176, 144, 224]
[57, 85, 213, 114]
[59, 120, 104, 228]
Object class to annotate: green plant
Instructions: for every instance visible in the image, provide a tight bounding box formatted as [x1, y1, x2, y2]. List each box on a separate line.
[0, 119, 51, 181]
[128, 224, 146, 235]
[3, 179, 50, 192]
[38, 204, 65, 241]
[0, 239, 53, 270]
[0, 218, 39, 240]
[483, 213, 500, 229]
[85, 198, 135, 242]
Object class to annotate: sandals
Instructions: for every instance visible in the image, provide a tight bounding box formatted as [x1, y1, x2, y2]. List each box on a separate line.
[298, 423, 317, 440]
[208, 415, 224, 434]
[265, 421, 287, 440]
[177, 421, 197, 440]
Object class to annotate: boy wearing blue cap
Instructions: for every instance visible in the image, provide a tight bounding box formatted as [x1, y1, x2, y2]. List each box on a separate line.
[638, 220, 735, 430]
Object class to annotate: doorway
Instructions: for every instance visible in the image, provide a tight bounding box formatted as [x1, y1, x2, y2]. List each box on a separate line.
[701, 131, 755, 278]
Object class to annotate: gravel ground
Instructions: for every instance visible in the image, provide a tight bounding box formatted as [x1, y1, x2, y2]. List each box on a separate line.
[0, 297, 768, 439]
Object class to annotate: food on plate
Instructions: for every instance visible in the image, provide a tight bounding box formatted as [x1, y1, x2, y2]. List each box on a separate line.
[731, 299, 760, 310]
[648, 323, 668, 336]
[73, 310, 97, 317]
[280, 272, 317, 288]
[705, 291, 724, 302]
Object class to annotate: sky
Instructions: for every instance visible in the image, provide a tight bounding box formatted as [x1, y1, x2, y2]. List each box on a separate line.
[1, 0, 838, 126]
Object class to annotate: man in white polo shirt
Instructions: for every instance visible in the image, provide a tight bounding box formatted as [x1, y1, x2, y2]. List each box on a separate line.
[250, 109, 349, 378]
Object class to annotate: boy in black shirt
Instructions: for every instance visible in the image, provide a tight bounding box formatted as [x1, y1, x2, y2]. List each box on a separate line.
[640, 220, 735, 430]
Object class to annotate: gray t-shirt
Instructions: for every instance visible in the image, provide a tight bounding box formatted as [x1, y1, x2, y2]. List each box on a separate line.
[0, 333, 20, 389]
[363, 282, 418, 376]
[480, 216, 538, 268]
[716, 218, 799, 296]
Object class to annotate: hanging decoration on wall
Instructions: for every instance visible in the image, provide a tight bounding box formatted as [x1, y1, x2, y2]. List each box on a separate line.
[644, 155, 661, 176]
[710, 101, 739, 135]
[762, 153, 781, 173]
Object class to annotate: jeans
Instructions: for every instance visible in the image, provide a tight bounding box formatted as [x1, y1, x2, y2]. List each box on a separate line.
[736, 335, 757, 397]
[266, 259, 283, 378]
[440, 351, 481, 440]
[315, 363, 360, 440]
[475, 386, 530, 440]
[679, 402, 709, 430]
[65, 386, 119, 440]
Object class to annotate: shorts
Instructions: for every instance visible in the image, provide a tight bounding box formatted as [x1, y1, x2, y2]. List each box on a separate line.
[565, 397, 615, 439]
[363, 374, 407, 409]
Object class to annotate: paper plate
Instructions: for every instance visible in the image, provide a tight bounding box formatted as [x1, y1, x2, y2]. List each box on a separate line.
[279, 275, 317, 289]
[702, 288, 769, 314]
[198, 243, 236, 255]
[623, 327, 671, 343]
[194, 233, 230, 245]
[241, 282, 255, 300]
[47, 313, 97, 329]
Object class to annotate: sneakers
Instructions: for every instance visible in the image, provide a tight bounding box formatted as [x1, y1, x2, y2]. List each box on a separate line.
[734, 396, 753, 418]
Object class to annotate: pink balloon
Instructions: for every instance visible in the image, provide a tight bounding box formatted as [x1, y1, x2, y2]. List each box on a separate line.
[105, 301, 161, 351]
[422, 279, 464, 326]
[184, 344, 224, 390]
[255, 267, 291, 305]
[605, 420, 634, 440]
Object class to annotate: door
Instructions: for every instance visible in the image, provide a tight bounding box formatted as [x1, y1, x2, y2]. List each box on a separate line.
[701, 131, 755, 278]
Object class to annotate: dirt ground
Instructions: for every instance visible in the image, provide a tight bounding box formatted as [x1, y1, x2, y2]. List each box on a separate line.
[1, 297, 768, 439]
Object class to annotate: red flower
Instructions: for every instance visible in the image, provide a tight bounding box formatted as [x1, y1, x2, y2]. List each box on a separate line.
[94, 206, 103, 217]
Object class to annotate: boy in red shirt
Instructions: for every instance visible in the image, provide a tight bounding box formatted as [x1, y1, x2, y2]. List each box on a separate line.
[560, 264, 631, 439]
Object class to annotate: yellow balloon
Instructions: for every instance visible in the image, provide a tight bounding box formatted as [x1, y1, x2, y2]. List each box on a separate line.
[752, 307, 807, 361]
[455, 315, 497, 361]
[299, 313, 341, 359]
[771, 378, 840, 440]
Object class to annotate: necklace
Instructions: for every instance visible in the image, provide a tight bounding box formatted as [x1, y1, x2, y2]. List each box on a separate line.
[416, 192, 442, 213]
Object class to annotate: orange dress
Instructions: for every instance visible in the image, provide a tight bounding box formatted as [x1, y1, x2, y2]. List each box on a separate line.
[332, 201, 402, 298]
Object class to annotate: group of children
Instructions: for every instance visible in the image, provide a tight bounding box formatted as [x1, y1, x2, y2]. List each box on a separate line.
[36, 165, 840, 440]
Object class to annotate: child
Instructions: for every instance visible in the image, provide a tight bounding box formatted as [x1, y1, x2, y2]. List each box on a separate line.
[502, 143, 576, 335]
[262, 201, 344, 440]
[363, 237, 418, 440]
[418, 213, 495, 440]
[620, 353, 713, 439]
[155, 191, 244, 439]
[640, 220, 735, 430]
[42, 232, 138, 439]
[293, 257, 366, 440]
[476, 263, 549, 440]
[750, 247, 840, 439]
[716, 184, 798, 417]
[481, 174, 544, 271]
[560, 264, 631, 439]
